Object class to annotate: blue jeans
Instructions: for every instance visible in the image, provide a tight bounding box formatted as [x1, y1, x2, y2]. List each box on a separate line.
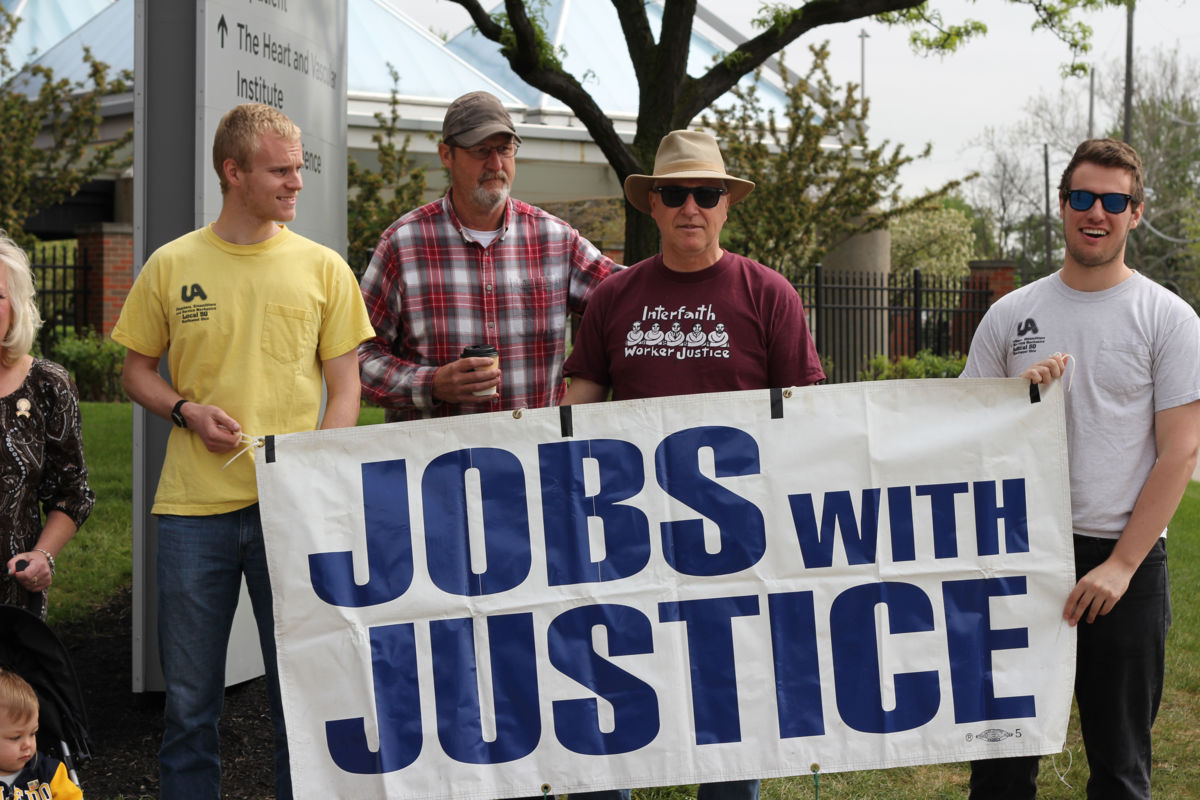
[156, 506, 292, 800]
[970, 536, 1170, 800]
[564, 780, 759, 800]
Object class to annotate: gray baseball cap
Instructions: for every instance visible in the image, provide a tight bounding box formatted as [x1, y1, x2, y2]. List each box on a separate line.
[442, 91, 522, 148]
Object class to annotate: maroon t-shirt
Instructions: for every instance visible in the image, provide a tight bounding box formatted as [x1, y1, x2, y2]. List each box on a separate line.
[564, 252, 824, 400]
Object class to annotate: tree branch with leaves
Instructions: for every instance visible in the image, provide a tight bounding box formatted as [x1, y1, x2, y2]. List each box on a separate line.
[346, 64, 428, 275]
[0, 7, 132, 245]
[703, 43, 965, 279]
[445, 0, 1128, 263]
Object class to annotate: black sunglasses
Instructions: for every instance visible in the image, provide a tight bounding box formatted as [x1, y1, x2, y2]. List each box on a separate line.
[1065, 190, 1133, 214]
[653, 186, 727, 209]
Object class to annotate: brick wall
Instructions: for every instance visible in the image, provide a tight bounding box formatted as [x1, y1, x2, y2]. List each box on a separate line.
[950, 260, 1017, 353]
[76, 222, 134, 336]
[967, 260, 1017, 301]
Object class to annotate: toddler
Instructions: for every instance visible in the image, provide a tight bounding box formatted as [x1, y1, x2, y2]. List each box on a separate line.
[0, 668, 81, 800]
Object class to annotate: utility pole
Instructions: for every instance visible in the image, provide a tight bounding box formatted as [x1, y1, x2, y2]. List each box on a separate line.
[1123, 2, 1135, 142]
[859, 28, 870, 98]
[1088, 65, 1095, 138]
[1044, 144, 1053, 274]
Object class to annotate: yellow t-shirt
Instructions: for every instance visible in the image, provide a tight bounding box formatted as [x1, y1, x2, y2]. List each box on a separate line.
[112, 225, 374, 515]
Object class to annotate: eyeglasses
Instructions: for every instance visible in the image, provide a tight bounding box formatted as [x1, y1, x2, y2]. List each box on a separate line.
[653, 186, 728, 209]
[454, 142, 519, 160]
[1065, 190, 1134, 214]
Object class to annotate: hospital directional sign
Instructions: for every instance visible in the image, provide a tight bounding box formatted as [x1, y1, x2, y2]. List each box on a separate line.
[198, 0, 348, 254]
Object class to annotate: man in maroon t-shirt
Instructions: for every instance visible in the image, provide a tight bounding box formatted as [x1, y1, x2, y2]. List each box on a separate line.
[559, 130, 824, 800]
[563, 130, 823, 406]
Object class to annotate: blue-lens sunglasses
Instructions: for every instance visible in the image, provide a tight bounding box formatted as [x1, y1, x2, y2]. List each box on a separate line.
[1065, 190, 1133, 214]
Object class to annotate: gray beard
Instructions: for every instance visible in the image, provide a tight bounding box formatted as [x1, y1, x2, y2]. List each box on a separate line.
[471, 178, 510, 212]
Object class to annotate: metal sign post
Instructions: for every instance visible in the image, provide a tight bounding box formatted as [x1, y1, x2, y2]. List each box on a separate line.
[132, 0, 347, 691]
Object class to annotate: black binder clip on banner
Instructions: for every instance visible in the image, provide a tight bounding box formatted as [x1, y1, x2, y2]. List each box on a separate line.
[1030, 383, 1041, 404]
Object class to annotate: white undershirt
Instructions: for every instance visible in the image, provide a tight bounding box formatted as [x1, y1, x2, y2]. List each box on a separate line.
[464, 226, 501, 248]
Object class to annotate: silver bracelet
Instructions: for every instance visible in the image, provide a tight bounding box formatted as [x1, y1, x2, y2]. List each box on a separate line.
[34, 548, 55, 576]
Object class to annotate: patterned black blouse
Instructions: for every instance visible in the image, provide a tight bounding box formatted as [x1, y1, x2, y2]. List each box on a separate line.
[0, 359, 95, 618]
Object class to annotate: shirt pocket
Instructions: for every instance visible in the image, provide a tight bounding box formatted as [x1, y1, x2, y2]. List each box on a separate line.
[1093, 339, 1152, 396]
[262, 303, 317, 364]
[507, 275, 554, 336]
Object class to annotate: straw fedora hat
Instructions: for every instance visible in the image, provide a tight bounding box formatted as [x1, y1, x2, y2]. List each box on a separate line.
[623, 130, 755, 214]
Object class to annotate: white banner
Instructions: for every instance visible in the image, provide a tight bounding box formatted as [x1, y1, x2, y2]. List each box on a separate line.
[256, 379, 1075, 799]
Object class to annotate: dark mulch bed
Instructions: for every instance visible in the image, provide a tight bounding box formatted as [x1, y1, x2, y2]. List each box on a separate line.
[56, 586, 277, 799]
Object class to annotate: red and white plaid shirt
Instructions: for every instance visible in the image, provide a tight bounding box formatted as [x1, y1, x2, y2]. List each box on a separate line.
[359, 194, 615, 421]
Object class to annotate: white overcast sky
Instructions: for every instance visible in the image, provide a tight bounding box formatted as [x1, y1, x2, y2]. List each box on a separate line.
[398, 0, 1199, 197]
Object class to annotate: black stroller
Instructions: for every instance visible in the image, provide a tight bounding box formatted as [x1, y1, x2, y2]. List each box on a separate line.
[0, 604, 91, 786]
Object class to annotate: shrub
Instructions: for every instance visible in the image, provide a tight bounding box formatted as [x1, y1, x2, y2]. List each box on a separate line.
[48, 328, 125, 401]
[819, 354, 835, 381]
[858, 350, 966, 381]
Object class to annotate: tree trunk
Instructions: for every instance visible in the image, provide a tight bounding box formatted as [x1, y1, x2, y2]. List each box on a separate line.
[622, 199, 661, 265]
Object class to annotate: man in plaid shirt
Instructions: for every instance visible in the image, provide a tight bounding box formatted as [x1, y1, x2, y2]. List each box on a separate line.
[359, 91, 616, 422]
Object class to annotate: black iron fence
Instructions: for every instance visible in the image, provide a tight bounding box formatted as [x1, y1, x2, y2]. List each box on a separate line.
[21, 246, 997, 386]
[29, 242, 90, 356]
[793, 266, 995, 384]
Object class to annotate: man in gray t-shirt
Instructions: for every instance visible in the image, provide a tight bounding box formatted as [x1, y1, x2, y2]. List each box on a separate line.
[962, 139, 1200, 800]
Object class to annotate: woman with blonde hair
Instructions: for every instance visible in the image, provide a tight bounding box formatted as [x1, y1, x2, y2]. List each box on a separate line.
[0, 232, 93, 618]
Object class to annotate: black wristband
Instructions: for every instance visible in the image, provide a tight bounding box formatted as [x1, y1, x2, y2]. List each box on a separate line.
[170, 398, 189, 428]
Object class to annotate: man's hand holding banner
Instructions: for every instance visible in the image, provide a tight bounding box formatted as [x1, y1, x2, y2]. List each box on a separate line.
[256, 378, 1075, 799]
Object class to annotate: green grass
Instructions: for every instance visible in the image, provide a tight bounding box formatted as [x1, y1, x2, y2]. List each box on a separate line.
[48, 402, 133, 626]
[53, 404, 1200, 798]
[358, 403, 386, 425]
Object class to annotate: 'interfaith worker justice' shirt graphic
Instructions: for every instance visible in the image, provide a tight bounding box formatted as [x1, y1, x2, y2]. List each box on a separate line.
[622, 305, 732, 361]
[564, 252, 825, 401]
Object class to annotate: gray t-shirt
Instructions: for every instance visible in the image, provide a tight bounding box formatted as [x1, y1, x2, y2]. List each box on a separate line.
[963, 270, 1200, 540]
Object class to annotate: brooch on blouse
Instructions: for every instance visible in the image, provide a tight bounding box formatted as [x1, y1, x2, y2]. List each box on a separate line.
[16, 398, 31, 418]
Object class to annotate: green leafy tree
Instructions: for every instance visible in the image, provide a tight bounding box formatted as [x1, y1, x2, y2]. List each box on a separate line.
[0, 7, 131, 245]
[966, 126, 1045, 263]
[971, 45, 1200, 293]
[889, 202, 976, 277]
[1110, 48, 1200, 300]
[446, 0, 1130, 263]
[540, 197, 624, 252]
[703, 44, 963, 280]
[346, 65, 429, 274]
[941, 192, 995, 260]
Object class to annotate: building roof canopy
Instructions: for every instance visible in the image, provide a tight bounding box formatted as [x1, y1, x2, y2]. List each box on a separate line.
[9, 0, 788, 122]
[445, 0, 789, 119]
[0, 0, 111, 67]
[6, 0, 801, 205]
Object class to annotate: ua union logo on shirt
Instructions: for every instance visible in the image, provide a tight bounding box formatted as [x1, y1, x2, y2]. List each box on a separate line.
[1011, 318, 1046, 356]
[177, 284, 216, 325]
[181, 283, 208, 302]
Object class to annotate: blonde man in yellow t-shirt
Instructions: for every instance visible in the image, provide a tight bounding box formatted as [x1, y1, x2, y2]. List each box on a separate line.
[111, 103, 373, 800]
